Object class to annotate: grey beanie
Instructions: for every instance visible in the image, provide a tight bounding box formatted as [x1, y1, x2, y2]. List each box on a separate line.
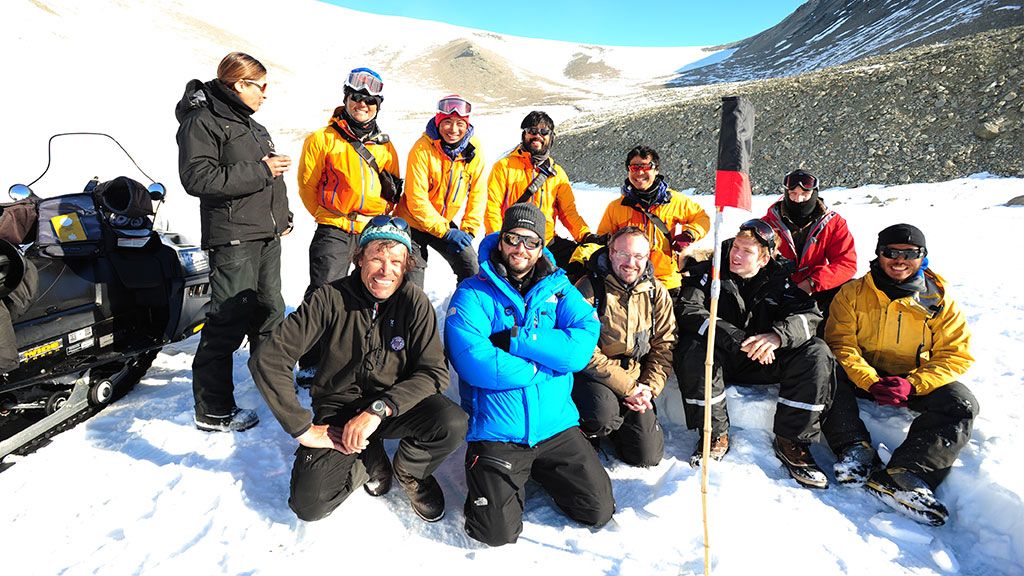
[500, 203, 546, 241]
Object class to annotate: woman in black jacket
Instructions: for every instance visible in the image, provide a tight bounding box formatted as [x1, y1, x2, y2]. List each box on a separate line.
[175, 52, 292, 432]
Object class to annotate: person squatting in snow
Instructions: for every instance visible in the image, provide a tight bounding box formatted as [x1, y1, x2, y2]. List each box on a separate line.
[825, 223, 978, 526]
[249, 217, 467, 523]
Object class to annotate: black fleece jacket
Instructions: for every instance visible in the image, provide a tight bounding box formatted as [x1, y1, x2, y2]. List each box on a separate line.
[249, 274, 449, 437]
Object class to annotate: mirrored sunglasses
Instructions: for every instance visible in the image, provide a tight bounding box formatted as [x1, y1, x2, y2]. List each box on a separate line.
[628, 162, 656, 173]
[502, 231, 543, 250]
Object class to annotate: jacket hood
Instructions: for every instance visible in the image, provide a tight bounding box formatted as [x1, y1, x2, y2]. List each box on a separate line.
[425, 118, 475, 161]
[175, 78, 253, 124]
[585, 245, 656, 292]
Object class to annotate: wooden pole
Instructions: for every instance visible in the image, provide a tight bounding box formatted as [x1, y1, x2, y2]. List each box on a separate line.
[702, 207, 725, 576]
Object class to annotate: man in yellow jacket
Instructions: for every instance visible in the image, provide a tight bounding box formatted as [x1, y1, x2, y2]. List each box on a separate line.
[485, 111, 597, 269]
[395, 95, 485, 287]
[295, 67, 401, 382]
[825, 223, 978, 526]
[597, 145, 709, 294]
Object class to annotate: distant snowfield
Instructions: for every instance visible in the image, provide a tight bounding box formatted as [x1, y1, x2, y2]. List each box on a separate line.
[1, 1, 1022, 575]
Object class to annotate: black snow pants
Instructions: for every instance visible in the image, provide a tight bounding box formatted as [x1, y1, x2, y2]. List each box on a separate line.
[463, 427, 615, 547]
[675, 334, 835, 444]
[299, 225, 358, 370]
[192, 237, 283, 417]
[407, 227, 478, 288]
[572, 376, 665, 467]
[288, 393, 468, 522]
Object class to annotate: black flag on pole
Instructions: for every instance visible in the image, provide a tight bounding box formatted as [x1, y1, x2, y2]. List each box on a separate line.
[714, 96, 754, 211]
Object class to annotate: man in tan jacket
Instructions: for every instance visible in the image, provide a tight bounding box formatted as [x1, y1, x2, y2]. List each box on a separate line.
[573, 227, 676, 466]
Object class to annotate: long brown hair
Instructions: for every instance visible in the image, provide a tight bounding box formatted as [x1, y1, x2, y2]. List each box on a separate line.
[216, 52, 266, 85]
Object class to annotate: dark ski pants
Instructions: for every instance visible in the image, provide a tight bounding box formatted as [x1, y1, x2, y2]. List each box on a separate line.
[192, 238, 283, 416]
[831, 366, 978, 490]
[546, 236, 579, 271]
[299, 225, 358, 370]
[674, 334, 835, 444]
[464, 427, 615, 547]
[407, 227, 478, 288]
[572, 376, 665, 467]
[288, 394, 468, 522]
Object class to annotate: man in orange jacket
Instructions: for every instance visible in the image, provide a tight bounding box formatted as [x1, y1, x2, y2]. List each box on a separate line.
[597, 145, 710, 294]
[395, 95, 485, 287]
[295, 67, 401, 382]
[484, 111, 597, 269]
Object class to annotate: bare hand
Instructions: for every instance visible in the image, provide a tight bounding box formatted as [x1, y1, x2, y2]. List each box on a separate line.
[296, 424, 343, 451]
[796, 279, 813, 294]
[741, 333, 782, 365]
[263, 154, 292, 177]
[623, 384, 655, 413]
[335, 411, 383, 455]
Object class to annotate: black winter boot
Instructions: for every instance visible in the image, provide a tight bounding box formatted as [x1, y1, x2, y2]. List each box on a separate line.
[394, 463, 445, 522]
[361, 438, 393, 497]
[834, 440, 880, 485]
[864, 468, 948, 526]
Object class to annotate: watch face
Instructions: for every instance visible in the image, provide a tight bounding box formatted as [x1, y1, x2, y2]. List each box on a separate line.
[371, 400, 386, 415]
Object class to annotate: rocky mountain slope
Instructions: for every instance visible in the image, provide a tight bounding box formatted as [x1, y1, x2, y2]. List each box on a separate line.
[555, 25, 1023, 193]
[671, 0, 1022, 86]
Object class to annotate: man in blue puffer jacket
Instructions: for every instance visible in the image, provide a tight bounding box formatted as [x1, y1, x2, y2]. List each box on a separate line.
[446, 202, 614, 547]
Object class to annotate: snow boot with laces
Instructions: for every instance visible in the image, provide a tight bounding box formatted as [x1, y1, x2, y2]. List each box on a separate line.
[864, 468, 949, 526]
[773, 436, 829, 489]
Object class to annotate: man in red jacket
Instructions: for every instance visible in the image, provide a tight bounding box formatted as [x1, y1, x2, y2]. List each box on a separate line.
[761, 169, 856, 330]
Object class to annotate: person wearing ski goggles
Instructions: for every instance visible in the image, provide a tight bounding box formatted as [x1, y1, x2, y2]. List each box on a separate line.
[673, 220, 838, 489]
[484, 110, 596, 271]
[394, 94, 485, 288]
[295, 65, 402, 386]
[760, 168, 857, 330]
[825, 223, 977, 527]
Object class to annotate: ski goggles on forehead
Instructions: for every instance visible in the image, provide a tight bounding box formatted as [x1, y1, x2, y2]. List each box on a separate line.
[437, 96, 472, 116]
[502, 231, 543, 250]
[345, 69, 383, 96]
[368, 215, 409, 230]
[783, 171, 818, 190]
[879, 246, 925, 260]
[738, 219, 777, 251]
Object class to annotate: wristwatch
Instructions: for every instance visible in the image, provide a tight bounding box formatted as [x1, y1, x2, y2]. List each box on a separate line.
[367, 399, 389, 419]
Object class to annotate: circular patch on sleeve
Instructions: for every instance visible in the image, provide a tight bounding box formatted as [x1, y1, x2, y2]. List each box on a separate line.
[390, 336, 406, 351]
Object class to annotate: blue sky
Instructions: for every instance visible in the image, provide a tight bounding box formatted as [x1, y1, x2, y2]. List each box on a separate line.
[321, 0, 806, 47]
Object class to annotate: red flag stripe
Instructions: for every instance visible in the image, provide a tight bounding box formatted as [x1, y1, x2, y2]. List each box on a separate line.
[714, 170, 751, 211]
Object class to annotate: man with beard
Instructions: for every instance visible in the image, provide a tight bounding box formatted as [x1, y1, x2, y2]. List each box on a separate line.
[446, 203, 613, 546]
[484, 111, 598, 269]
[597, 146, 710, 296]
[573, 227, 676, 467]
[295, 67, 402, 385]
[250, 217, 467, 523]
[761, 169, 856, 328]
[395, 95, 485, 287]
[826, 224, 978, 526]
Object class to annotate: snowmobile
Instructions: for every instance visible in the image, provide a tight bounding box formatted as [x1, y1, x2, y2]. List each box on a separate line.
[0, 133, 211, 464]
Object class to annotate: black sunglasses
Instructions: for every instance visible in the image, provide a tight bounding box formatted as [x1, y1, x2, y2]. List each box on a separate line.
[368, 215, 409, 230]
[502, 231, 543, 250]
[524, 127, 552, 137]
[738, 219, 777, 251]
[879, 246, 925, 260]
[349, 91, 382, 106]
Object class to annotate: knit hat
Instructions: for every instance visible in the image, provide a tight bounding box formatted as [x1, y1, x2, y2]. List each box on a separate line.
[877, 223, 927, 252]
[500, 203, 546, 241]
[359, 216, 412, 252]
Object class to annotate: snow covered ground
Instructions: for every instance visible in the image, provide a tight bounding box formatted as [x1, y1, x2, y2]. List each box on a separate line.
[1, 1, 1023, 575]
[1, 176, 1022, 576]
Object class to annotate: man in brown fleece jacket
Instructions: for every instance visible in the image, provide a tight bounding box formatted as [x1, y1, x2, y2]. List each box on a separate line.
[250, 216, 467, 523]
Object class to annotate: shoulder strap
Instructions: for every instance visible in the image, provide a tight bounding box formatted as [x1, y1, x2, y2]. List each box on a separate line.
[626, 201, 673, 253]
[588, 272, 608, 317]
[516, 168, 550, 205]
[331, 122, 383, 174]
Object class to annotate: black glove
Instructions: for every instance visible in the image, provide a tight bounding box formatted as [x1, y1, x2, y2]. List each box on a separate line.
[489, 329, 511, 352]
[580, 232, 607, 246]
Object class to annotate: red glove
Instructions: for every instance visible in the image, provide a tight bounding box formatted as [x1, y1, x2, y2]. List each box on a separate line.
[869, 376, 913, 406]
[671, 231, 695, 253]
